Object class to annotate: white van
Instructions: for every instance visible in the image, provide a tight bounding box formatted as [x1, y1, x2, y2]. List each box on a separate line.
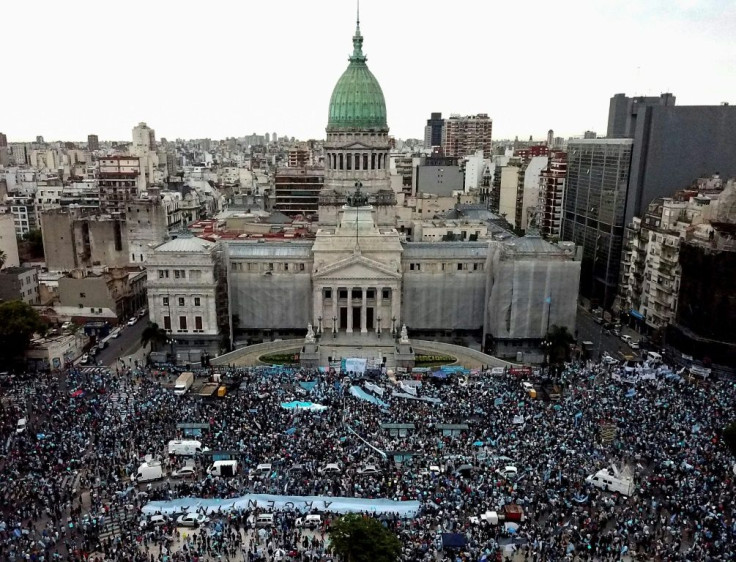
[586, 468, 635, 496]
[132, 460, 164, 483]
[168, 440, 202, 456]
[208, 460, 238, 477]
[254, 463, 272, 477]
[646, 351, 662, 365]
[296, 514, 322, 529]
[255, 513, 274, 527]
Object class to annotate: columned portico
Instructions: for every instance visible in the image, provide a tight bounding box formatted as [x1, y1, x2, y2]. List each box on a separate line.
[315, 282, 399, 335]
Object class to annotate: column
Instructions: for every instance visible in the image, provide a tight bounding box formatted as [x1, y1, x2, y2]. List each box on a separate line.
[391, 285, 400, 331]
[361, 287, 368, 333]
[347, 289, 353, 333]
[314, 287, 323, 332]
[332, 286, 338, 333]
[376, 287, 382, 334]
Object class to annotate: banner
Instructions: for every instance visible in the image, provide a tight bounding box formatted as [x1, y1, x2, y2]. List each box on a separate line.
[399, 381, 418, 396]
[343, 358, 367, 375]
[349, 386, 389, 408]
[364, 382, 384, 396]
[280, 401, 328, 411]
[143, 494, 420, 517]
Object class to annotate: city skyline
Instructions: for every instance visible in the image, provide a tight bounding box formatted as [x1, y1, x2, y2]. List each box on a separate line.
[3, 0, 734, 143]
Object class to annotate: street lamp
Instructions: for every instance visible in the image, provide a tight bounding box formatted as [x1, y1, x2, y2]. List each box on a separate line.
[332, 316, 337, 338]
[377, 316, 381, 339]
[391, 315, 396, 337]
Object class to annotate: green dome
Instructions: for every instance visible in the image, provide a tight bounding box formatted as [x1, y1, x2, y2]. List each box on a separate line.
[327, 22, 387, 131]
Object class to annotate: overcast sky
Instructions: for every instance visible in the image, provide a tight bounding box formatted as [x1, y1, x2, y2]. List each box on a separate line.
[3, 0, 734, 143]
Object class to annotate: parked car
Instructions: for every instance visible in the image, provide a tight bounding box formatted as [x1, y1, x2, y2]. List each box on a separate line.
[620, 335, 633, 344]
[140, 514, 170, 530]
[127, 317, 138, 326]
[80, 354, 90, 365]
[171, 465, 197, 479]
[176, 513, 209, 527]
[629, 340, 640, 350]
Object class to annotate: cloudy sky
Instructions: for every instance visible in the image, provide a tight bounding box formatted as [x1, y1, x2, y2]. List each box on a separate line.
[3, 0, 734, 143]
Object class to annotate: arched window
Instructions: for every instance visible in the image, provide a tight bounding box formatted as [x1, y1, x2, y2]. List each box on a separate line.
[346, 153, 352, 170]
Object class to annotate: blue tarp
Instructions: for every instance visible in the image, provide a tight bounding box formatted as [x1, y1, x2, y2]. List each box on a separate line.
[441, 533, 466, 548]
[143, 494, 420, 517]
[298, 381, 317, 392]
[349, 386, 389, 408]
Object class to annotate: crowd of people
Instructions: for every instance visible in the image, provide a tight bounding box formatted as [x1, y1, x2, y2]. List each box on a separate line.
[0, 349, 735, 561]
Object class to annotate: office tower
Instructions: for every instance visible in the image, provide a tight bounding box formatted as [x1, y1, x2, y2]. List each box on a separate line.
[583, 131, 597, 139]
[132, 122, 156, 152]
[443, 114, 493, 158]
[423, 112, 443, 148]
[36, 136, 45, 144]
[0, 132, 7, 147]
[607, 93, 676, 138]
[87, 134, 99, 151]
[562, 139, 634, 308]
[546, 129, 554, 147]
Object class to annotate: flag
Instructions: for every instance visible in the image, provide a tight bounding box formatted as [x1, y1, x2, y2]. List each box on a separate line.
[545, 296, 551, 304]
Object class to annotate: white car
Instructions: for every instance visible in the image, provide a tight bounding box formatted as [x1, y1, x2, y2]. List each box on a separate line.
[629, 340, 640, 350]
[521, 381, 534, 393]
[127, 317, 138, 326]
[171, 466, 197, 479]
[319, 463, 341, 475]
[16, 418, 27, 435]
[357, 465, 381, 475]
[602, 355, 619, 366]
[176, 513, 209, 527]
[140, 514, 170, 529]
[496, 466, 518, 479]
[111, 330, 121, 338]
[80, 354, 90, 364]
[620, 335, 632, 344]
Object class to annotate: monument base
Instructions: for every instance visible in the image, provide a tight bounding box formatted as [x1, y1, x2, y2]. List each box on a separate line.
[300, 342, 320, 369]
[395, 342, 415, 369]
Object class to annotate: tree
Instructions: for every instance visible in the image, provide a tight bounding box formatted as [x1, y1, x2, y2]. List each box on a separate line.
[724, 421, 736, 458]
[329, 514, 402, 562]
[0, 249, 6, 269]
[0, 300, 47, 361]
[141, 322, 168, 351]
[544, 324, 575, 368]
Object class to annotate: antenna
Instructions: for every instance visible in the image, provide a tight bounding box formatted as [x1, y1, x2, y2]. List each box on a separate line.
[357, 0, 360, 27]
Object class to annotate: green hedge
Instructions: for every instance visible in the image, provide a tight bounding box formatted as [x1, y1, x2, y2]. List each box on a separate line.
[260, 352, 300, 364]
[415, 354, 456, 365]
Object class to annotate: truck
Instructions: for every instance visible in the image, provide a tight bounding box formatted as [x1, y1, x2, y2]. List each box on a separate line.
[168, 440, 203, 456]
[586, 466, 635, 496]
[198, 382, 219, 398]
[208, 460, 238, 477]
[174, 372, 195, 395]
[132, 460, 163, 483]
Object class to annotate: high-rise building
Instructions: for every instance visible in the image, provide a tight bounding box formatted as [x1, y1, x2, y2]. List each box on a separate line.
[539, 150, 567, 239]
[443, 114, 493, 158]
[97, 155, 143, 214]
[36, 136, 44, 144]
[87, 134, 99, 151]
[274, 167, 324, 217]
[423, 112, 443, 148]
[607, 93, 675, 138]
[0, 132, 7, 147]
[132, 122, 156, 153]
[583, 131, 597, 139]
[562, 139, 634, 308]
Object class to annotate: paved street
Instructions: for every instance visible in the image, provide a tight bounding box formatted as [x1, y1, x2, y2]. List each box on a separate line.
[576, 306, 643, 361]
[95, 314, 149, 368]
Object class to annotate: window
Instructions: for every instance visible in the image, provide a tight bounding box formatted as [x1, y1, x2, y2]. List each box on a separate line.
[351, 288, 362, 299]
[80, 292, 86, 298]
[163, 296, 169, 306]
[410, 263, 421, 271]
[194, 297, 201, 306]
[178, 297, 185, 307]
[382, 288, 390, 300]
[267, 263, 274, 271]
[324, 288, 332, 299]
[163, 316, 171, 331]
[457, 263, 463, 271]
[159, 269, 169, 279]
[174, 269, 186, 279]
[179, 316, 187, 331]
[339, 289, 348, 299]
[299, 263, 305, 272]
[195, 316, 203, 331]
[367, 289, 375, 299]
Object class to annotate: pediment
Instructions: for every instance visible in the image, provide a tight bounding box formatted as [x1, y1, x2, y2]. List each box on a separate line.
[314, 254, 400, 280]
[343, 142, 373, 150]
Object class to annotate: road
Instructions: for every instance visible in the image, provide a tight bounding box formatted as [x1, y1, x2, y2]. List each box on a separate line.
[576, 306, 642, 361]
[95, 314, 149, 367]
